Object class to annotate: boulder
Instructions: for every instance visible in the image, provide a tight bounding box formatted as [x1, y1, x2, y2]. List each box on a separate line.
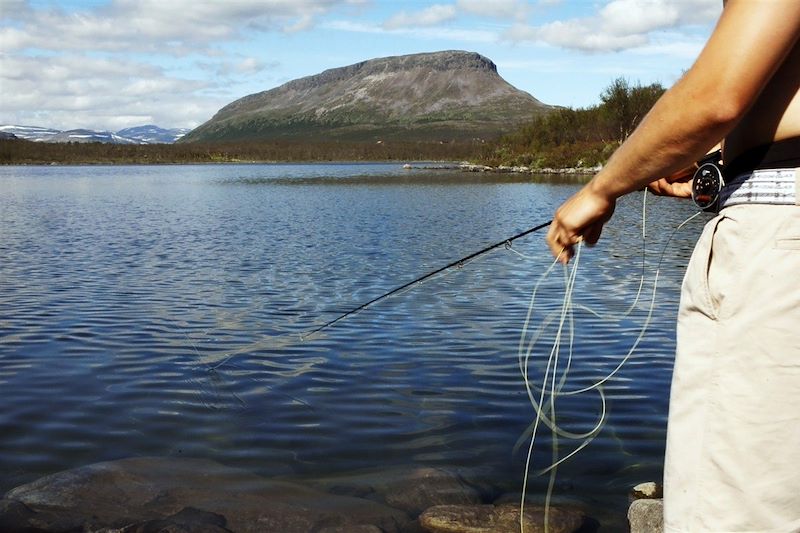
[627, 499, 663, 533]
[117, 507, 231, 532]
[308, 466, 487, 516]
[2, 456, 414, 533]
[418, 503, 585, 533]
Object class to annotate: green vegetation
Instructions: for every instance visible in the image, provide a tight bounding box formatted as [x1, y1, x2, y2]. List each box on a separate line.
[0, 138, 484, 165]
[478, 78, 666, 168]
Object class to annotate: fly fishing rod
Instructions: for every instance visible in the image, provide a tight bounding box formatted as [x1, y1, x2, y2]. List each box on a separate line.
[302, 219, 553, 339]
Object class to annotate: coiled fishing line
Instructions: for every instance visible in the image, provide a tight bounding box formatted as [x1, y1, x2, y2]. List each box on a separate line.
[516, 192, 702, 533]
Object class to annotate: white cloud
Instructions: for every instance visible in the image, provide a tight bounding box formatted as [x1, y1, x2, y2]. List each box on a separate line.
[326, 19, 496, 43]
[196, 56, 277, 78]
[382, 0, 528, 29]
[507, 0, 721, 53]
[1, 0, 365, 54]
[456, 0, 528, 20]
[0, 0, 368, 130]
[384, 4, 457, 29]
[0, 53, 224, 130]
[599, 0, 680, 36]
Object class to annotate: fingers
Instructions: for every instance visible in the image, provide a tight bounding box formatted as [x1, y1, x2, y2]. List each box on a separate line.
[546, 184, 616, 263]
[583, 222, 603, 246]
[546, 222, 582, 264]
[647, 177, 694, 198]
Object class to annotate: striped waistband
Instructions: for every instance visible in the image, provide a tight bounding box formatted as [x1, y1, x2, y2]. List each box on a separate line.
[719, 168, 799, 209]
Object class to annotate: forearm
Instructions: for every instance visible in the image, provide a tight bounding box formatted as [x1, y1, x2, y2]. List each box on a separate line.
[586, 0, 800, 202]
[588, 79, 733, 200]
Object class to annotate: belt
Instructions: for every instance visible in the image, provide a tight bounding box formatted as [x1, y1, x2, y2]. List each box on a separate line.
[718, 136, 800, 209]
[718, 167, 799, 209]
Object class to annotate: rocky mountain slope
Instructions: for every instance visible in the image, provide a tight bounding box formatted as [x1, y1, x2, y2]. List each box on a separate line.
[181, 51, 552, 143]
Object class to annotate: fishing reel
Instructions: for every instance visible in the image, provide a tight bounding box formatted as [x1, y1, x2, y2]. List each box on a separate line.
[692, 149, 724, 211]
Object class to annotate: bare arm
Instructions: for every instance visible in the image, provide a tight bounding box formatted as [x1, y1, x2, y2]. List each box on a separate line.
[647, 143, 722, 199]
[547, 0, 800, 262]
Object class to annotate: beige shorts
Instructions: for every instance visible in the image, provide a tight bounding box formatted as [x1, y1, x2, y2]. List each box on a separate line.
[663, 200, 800, 532]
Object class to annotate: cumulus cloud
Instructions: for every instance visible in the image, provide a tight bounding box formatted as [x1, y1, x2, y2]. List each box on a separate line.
[456, 0, 529, 20]
[384, 4, 457, 29]
[382, 0, 528, 29]
[325, 19, 496, 43]
[0, 0, 365, 130]
[197, 56, 278, 78]
[508, 0, 721, 52]
[2, 0, 365, 54]
[0, 53, 225, 130]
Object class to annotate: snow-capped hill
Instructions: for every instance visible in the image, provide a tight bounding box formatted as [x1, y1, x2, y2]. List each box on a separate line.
[0, 124, 190, 144]
[116, 125, 191, 144]
[44, 129, 139, 144]
[0, 125, 61, 142]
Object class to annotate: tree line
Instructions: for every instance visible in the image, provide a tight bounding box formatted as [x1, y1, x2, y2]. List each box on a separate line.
[0, 138, 484, 165]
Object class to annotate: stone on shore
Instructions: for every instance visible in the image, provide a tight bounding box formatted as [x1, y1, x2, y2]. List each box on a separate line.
[628, 499, 663, 533]
[627, 481, 663, 533]
[418, 503, 585, 533]
[2, 456, 414, 533]
[308, 466, 488, 516]
[630, 481, 662, 500]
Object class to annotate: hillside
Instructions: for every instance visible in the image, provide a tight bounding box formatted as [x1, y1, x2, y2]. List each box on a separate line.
[181, 51, 551, 143]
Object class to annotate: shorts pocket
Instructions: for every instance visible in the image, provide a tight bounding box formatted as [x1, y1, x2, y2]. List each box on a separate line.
[773, 210, 800, 250]
[776, 237, 800, 250]
[682, 214, 726, 320]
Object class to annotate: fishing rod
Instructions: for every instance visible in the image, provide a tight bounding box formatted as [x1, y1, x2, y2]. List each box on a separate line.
[302, 218, 553, 339]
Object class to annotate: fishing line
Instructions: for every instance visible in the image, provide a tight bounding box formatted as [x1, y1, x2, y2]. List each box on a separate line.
[206, 219, 554, 370]
[517, 193, 704, 533]
[300, 219, 553, 340]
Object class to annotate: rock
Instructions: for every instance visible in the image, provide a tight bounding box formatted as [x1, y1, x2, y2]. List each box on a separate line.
[308, 466, 487, 516]
[418, 503, 585, 533]
[2, 457, 413, 533]
[0, 497, 86, 532]
[627, 499, 663, 533]
[630, 482, 663, 500]
[317, 526, 385, 533]
[119, 507, 231, 532]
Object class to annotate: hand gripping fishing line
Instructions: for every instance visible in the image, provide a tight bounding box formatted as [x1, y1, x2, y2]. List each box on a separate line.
[517, 191, 703, 533]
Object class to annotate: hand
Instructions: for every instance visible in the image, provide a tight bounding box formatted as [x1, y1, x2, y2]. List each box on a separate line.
[646, 166, 694, 199]
[547, 183, 616, 264]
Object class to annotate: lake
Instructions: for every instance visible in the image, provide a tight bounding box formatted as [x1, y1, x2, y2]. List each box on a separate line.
[0, 163, 707, 529]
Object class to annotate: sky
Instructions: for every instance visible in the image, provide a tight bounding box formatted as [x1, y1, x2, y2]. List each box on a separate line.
[0, 0, 723, 132]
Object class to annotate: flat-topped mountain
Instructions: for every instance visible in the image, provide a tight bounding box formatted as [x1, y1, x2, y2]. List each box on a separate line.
[181, 51, 552, 143]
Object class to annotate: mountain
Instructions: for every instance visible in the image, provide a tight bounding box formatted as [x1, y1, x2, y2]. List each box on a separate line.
[45, 129, 139, 144]
[181, 50, 552, 143]
[116, 125, 190, 144]
[0, 125, 62, 142]
[0, 124, 189, 144]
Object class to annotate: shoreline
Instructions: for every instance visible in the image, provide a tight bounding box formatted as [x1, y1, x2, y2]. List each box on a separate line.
[405, 161, 600, 175]
[0, 456, 658, 532]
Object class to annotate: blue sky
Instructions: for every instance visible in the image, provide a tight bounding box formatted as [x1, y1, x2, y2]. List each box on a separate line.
[0, 0, 722, 131]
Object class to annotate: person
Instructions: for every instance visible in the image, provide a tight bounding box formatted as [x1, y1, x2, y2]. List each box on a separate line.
[545, 1, 800, 532]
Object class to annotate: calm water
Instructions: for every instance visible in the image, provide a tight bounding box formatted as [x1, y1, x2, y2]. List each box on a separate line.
[0, 164, 706, 527]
